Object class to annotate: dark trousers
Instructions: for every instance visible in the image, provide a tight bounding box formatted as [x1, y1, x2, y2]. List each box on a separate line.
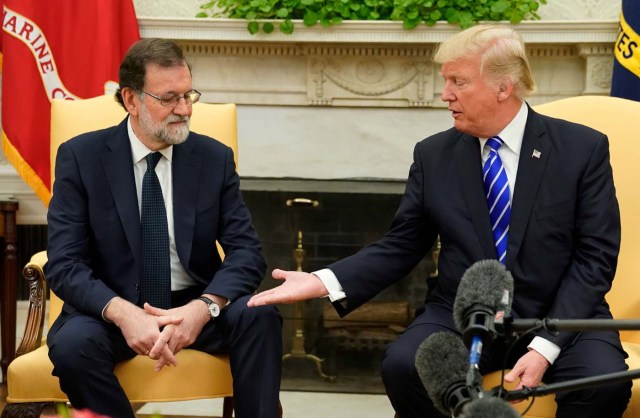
[47, 293, 282, 418]
[380, 304, 632, 418]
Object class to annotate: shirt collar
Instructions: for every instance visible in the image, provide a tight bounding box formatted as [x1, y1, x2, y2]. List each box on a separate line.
[127, 116, 173, 164]
[479, 101, 528, 155]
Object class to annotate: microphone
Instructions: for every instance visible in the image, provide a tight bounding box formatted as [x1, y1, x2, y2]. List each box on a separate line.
[453, 260, 514, 384]
[459, 397, 521, 418]
[415, 331, 483, 416]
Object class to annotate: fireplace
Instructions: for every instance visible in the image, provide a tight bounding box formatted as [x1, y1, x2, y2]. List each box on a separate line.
[241, 178, 436, 394]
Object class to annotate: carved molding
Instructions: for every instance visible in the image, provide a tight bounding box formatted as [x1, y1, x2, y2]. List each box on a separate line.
[181, 42, 303, 57]
[308, 56, 434, 107]
[302, 44, 436, 106]
[576, 43, 614, 56]
[527, 45, 576, 58]
[591, 58, 614, 90]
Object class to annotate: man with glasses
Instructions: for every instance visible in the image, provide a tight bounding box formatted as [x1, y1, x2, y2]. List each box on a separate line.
[45, 38, 282, 418]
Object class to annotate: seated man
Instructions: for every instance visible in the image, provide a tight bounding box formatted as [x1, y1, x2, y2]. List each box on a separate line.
[45, 38, 282, 418]
[249, 24, 631, 418]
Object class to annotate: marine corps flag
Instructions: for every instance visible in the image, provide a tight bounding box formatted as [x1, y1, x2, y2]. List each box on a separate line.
[611, 0, 640, 101]
[1, 0, 139, 205]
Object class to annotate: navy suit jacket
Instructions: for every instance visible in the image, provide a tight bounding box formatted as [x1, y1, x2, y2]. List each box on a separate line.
[329, 106, 621, 349]
[45, 118, 266, 322]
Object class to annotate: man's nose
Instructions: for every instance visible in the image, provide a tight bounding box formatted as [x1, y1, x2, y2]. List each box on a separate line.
[173, 97, 191, 115]
[441, 85, 454, 102]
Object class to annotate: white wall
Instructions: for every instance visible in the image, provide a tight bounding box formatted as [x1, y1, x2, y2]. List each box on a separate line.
[131, 0, 621, 20]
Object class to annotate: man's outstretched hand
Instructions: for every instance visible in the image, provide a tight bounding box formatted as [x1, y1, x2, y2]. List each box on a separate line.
[247, 269, 329, 307]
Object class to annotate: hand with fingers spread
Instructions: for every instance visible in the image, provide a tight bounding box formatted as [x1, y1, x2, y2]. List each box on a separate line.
[247, 269, 329, 307]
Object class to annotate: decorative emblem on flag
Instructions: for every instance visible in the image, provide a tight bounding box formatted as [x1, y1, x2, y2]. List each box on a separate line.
[1, 0, 140, 204]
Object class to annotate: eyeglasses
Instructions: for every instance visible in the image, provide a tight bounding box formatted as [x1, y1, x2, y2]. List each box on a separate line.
[141, 89, 201, 107]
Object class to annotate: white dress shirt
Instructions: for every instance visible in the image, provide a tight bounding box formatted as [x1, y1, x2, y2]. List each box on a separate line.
[128, 117, 197, 291]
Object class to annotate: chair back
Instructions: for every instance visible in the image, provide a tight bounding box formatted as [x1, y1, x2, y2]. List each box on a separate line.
[533, 95, 640, 342]
[48, 95, 238, 329]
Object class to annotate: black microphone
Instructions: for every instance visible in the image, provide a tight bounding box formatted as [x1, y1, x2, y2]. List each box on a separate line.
[453, 260, 514, 384]
[415, 331, 483, 416]
[459, 397, 521, 418]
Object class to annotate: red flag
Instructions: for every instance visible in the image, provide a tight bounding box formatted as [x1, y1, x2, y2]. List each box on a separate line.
[1, 0, 139, 205]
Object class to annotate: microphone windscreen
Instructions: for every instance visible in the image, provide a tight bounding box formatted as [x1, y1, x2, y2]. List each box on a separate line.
[453, 260, 514, 331]
[459, 397, 522, 418]
[415, 331, 468, 415]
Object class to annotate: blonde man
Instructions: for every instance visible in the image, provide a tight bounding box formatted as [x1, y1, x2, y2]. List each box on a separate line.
[249, 25, 631, 417]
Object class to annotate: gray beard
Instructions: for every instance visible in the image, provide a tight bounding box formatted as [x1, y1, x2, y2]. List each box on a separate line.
[155, 118, 190, 145]
[139, 105, 190, 146]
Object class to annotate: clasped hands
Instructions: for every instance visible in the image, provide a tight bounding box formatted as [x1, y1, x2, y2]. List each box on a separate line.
[145, 302, 211, 371]
[108, 298, 210, 372]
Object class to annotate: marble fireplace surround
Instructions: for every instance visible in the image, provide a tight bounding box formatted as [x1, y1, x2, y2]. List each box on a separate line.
[0, 18, 619, 224]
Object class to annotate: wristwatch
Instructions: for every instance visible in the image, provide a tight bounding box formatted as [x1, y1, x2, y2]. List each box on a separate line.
[196, 296, 221, 319]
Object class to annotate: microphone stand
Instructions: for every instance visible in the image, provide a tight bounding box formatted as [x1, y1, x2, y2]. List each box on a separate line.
[489, 369, 640, 402]
[488, 315, 640, 404]
[495, 316, 640, 335]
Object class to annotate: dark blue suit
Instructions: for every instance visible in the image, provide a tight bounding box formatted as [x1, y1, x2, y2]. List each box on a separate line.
[329, 107, 631, 417]
[45, 118, 282, 418]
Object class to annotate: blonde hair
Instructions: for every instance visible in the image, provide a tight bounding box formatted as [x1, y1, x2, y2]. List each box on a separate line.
[433, 24, 536, 99]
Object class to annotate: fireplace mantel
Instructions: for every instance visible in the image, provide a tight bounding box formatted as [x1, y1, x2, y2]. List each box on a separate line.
[136, 18, 618, 108]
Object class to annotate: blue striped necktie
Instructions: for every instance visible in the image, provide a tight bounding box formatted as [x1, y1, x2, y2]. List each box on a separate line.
[482, 136, 511, 264]
[139, 152, 171, 309]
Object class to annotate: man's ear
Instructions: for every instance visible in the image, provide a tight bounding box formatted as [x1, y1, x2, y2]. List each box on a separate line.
[497, 82, 515, 101]
[121, 88, 140, 116]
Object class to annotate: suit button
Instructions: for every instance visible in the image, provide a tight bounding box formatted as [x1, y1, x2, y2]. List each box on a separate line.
[135, 283, 139, 290]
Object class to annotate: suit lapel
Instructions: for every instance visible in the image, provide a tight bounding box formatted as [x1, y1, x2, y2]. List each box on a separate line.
[506, 107, 550, 267]
[101, 119, 141, 264]
[172, 135, 200, 267]
[455, 134, 497, 260]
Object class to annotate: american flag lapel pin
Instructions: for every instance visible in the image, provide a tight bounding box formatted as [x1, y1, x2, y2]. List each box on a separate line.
[532, 149, 541, 159]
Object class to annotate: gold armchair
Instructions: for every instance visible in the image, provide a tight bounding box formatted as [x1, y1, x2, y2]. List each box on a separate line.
[2, 95, 242, 418]
[482, 95, 640, 418]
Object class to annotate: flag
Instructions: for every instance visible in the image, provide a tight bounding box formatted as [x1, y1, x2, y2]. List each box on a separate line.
[1, 0, 139, 205]
[611, 0, 640, 101]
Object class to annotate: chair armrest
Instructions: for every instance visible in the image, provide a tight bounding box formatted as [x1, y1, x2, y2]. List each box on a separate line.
[16, 250, 48, 356]
[622, 331, 640, 346]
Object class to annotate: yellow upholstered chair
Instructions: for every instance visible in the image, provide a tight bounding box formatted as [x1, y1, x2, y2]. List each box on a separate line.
[482, 95, 640, 418]
[2, 95, 241, 418]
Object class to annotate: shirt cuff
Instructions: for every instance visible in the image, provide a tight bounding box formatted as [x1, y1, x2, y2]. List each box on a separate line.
[102, 296, 118, 322]
[313, 268, 346, 302]
[528, 336, 561, 364]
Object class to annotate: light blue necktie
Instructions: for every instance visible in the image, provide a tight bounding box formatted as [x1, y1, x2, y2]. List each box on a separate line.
[482, 136, 511, 264]
[139, 152, 171, 309]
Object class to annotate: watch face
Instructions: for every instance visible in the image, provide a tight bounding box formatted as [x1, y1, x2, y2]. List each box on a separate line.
[208, 302, 220, 318]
